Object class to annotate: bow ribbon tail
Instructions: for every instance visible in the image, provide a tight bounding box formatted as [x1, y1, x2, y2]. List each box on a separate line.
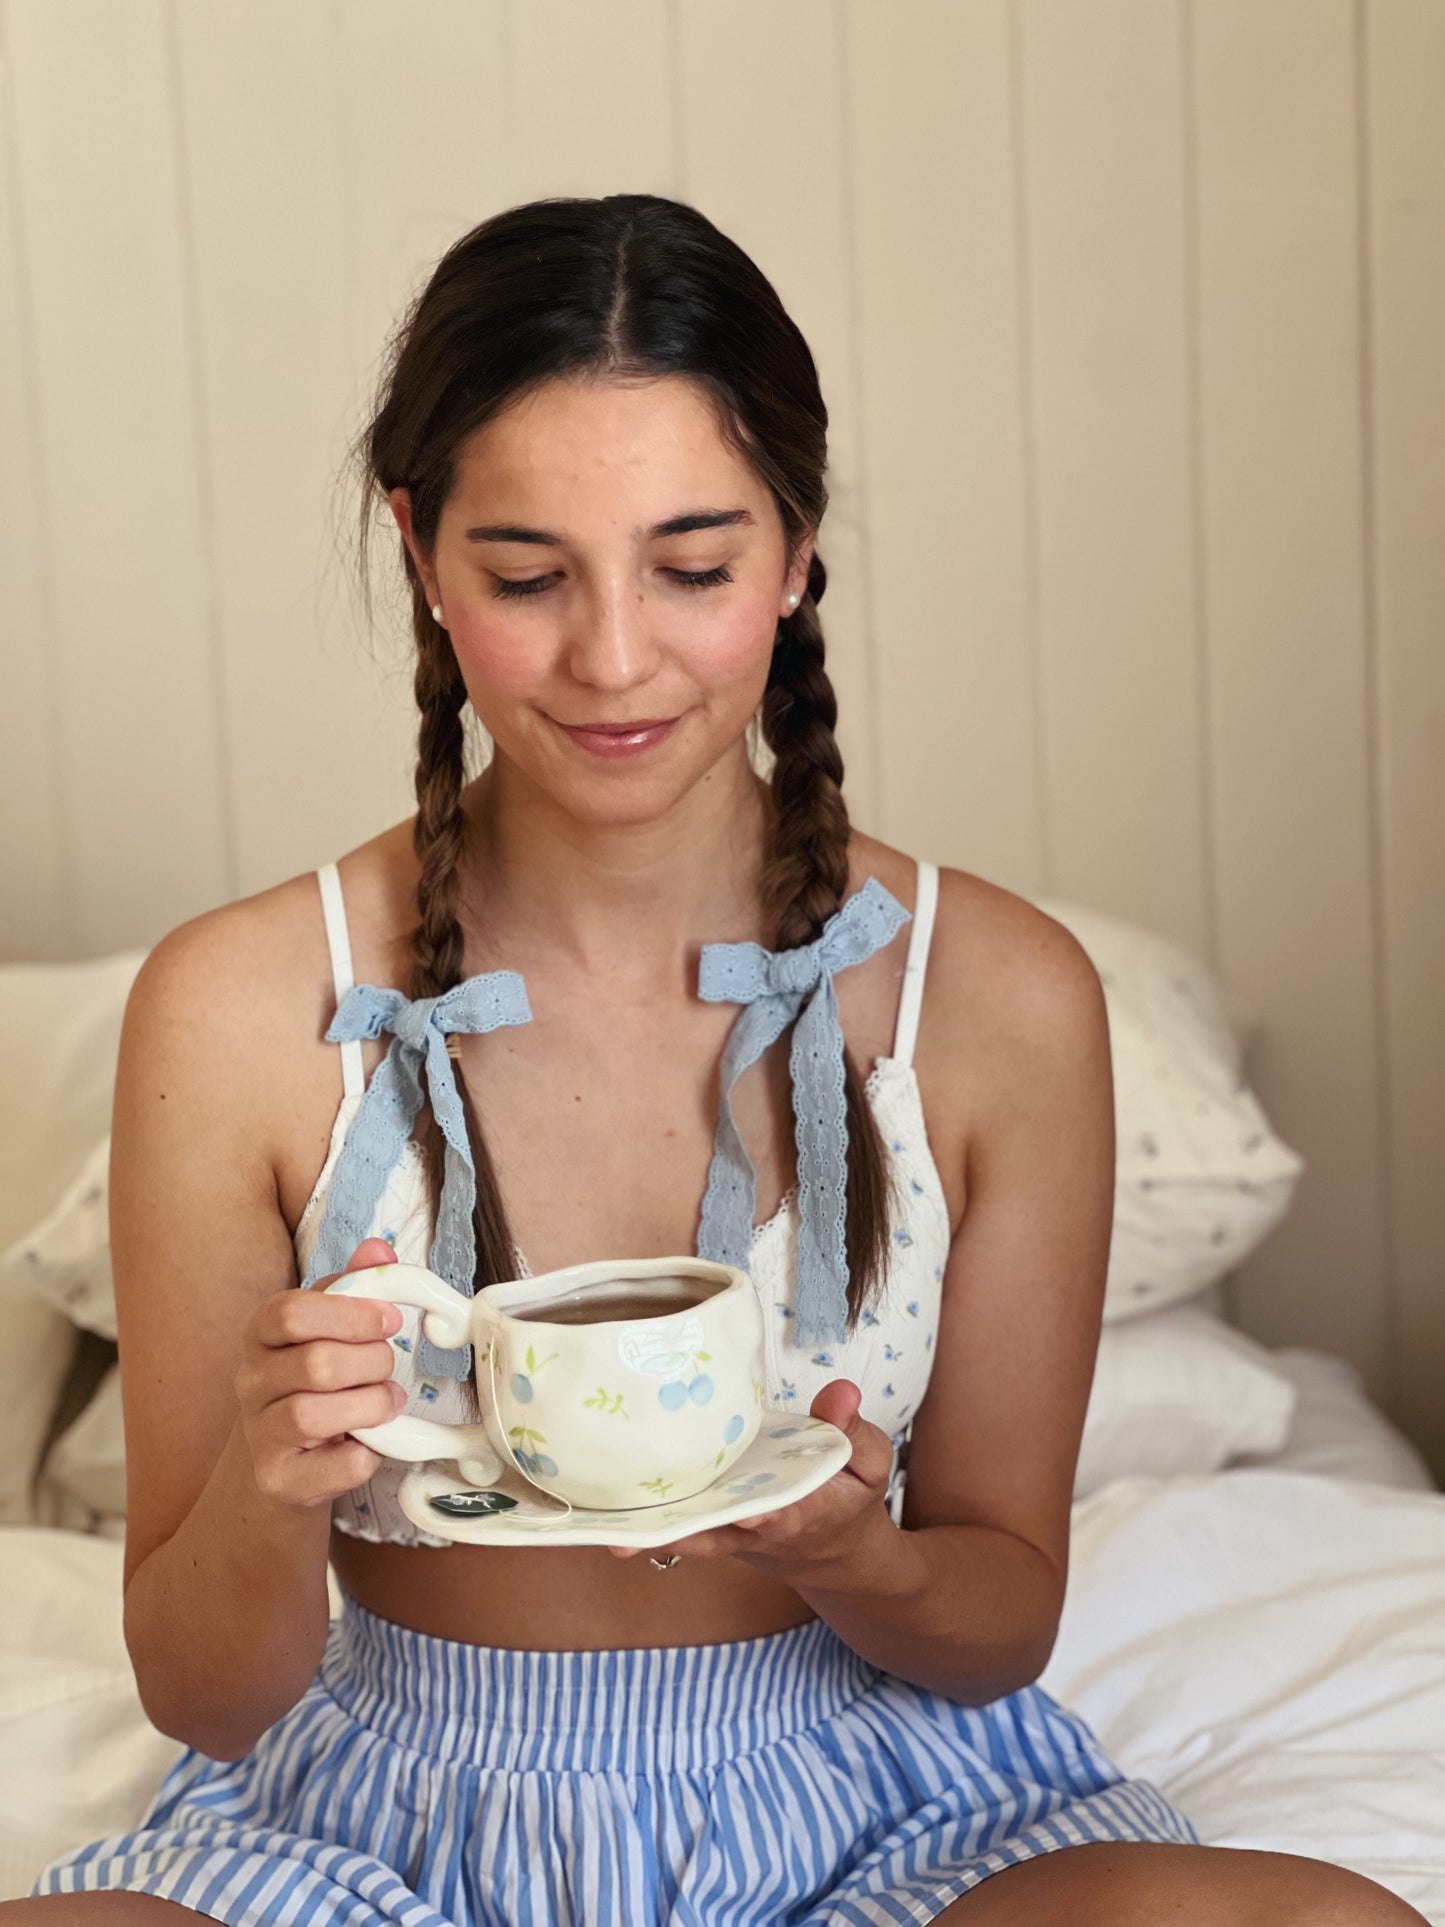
[789, 975, 851, 1345]
[696, 995, 797, 1271]
[300, 1037, 423, 1292]
[417, 1025, 478, 1378]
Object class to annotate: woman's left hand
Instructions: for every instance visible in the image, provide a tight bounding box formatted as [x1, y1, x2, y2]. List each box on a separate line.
[607, 1379, 894, 1583]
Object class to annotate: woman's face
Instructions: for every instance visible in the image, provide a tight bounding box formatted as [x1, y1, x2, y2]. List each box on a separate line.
[390, 374, 813, 828]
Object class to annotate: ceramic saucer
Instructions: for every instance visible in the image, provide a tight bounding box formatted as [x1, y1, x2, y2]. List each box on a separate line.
[396, 1413, 853, 1548]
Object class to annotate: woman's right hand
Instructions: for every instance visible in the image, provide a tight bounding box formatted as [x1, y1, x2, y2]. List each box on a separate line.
[235, 1237, 408, 1510]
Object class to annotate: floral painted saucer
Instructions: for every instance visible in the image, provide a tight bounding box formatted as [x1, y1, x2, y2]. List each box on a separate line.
[396, 1413, 853, 1549]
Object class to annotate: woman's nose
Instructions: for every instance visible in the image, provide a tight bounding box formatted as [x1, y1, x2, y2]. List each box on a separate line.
[565, 583, 658, 692]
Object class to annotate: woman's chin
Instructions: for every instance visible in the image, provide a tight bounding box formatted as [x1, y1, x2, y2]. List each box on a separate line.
[550, 768, 723, 832]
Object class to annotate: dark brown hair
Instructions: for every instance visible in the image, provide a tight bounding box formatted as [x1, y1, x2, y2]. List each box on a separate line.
[354, 193, 892, 1330]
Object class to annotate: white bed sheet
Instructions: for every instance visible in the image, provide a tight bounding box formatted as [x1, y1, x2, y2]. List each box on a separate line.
[1040, 1470, 1445, 1920]
[4, 1463, 1444, 1917]
[0, 1528, 179, 1904]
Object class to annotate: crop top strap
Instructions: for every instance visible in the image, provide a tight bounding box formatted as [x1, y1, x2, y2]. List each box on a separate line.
[315, 863, 363, 1101]
[891, 859, 939, 1068]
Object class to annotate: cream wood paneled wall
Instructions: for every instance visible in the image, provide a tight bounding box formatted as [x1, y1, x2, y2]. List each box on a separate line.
[1, 1, 1440, 1472]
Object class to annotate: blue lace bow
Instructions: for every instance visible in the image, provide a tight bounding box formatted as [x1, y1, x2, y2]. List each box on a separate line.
[696, 878, 911, 1345]
[300, 974, 532, 1377]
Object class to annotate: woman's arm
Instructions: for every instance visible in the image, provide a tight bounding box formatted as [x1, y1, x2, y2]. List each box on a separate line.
[635, 874, 1115, 1703]
[799, 878, 1116, 1698]
[114, 905, 336, 1760]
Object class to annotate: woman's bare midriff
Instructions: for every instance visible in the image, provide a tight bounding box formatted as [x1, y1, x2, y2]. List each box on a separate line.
[327, 1528, 819, 1649]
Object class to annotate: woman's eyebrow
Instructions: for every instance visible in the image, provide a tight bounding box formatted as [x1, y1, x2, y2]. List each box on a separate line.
[463, 506, 755, 545]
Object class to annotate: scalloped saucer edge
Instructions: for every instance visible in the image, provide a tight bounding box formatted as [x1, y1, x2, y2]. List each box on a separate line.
[396, 1412, 853, 1548]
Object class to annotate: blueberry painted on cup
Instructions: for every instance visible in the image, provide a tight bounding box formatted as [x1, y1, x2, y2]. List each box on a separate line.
[658, 1349, 714, 1410]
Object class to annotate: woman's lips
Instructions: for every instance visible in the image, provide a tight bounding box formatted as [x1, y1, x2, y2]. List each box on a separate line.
[552, 716, 680, 759]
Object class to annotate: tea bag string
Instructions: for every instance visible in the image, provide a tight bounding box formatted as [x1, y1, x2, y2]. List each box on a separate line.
[483, 1337, 575, 1528]
[695, 877, 911, 1346]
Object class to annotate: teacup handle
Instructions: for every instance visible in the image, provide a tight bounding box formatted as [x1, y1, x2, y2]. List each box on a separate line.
[325, 1263, 504, 1486]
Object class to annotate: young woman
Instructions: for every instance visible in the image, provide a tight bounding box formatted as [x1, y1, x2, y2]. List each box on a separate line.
[16, 196, 1421, 1926]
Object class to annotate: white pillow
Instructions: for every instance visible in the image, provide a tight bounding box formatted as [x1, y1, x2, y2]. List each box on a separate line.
[1036, 899, 1304, 1323]
[0, 952, 145, 1232]
[0, 1288, 76, 1528]
[1075, 1303, 1298, 1499]
[0, 951, 143, 1524]
[1235, 1348, 1436, 1493]
[3, 1137, 115, 1339]
[34, 1360, 127, 1533]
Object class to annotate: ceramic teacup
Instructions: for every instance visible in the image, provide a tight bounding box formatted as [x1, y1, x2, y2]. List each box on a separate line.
[327, 1256, 766, 1511]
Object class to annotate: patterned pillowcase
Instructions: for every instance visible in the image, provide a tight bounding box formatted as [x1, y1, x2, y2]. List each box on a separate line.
[1035, 899, 1304, 1324]
[3, 1136, 115, 1339]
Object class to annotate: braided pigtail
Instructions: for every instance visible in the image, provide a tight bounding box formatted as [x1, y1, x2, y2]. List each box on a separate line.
[407, 592, 518, 1291]
[761, 552, 894, 1330]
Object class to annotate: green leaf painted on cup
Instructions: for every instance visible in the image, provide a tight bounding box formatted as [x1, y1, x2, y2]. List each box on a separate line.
[583, 1386, 629, 1418]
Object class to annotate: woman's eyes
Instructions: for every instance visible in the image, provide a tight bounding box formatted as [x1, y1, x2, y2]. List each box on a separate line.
[489, 565, 733, 601]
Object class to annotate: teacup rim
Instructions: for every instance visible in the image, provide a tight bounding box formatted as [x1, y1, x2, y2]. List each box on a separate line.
[480, 1255, 747, 1326]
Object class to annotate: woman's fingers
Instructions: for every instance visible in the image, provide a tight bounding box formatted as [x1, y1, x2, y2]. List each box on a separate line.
[238, 1341, 402, 1418]
[269, 1378, 409, 1451]
[321, 1237, 400, 1284]
[235, 1240, 406, 1511]
[251, 1289, 397, 1349]
[252, 1433, 386, 1504]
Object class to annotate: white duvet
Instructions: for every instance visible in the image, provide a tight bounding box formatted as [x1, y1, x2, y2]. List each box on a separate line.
[3, 1468, 1444, 1918]
[1039, 1469, 1445, 1919]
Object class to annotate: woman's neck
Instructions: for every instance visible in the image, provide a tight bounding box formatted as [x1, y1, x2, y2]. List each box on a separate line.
[454, 745, 775, 982]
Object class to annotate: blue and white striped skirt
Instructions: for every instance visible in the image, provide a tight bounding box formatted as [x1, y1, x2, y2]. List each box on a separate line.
[32, 1597, 1198, 1924]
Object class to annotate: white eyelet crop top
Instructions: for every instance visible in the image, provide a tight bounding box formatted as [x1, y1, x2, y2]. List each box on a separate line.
[293, 860, 952, 1547]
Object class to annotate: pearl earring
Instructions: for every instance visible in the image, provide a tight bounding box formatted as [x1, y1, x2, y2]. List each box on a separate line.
[787, 592, 799, 608]
[430, 604, 445, 625]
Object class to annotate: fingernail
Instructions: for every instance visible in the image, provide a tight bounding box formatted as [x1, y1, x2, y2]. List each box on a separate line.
[382, 1306, 403, 1336]
[390, 1380, 407, 1410]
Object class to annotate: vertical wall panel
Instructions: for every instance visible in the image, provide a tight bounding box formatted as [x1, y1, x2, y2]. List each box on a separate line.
[1018, 0, 1209, 957]
[0, 19, 72, 958]
[846, 0, 1043, 891]
[330, 1, 507, 392]
[324, 2, 511, 816]
[1191, 0, 1389, 1392]
[5, 0, 231, 950]
[504, 0, 673, 201]
[171, 0, 423, 899]
[1363, 0, 1445, 1471]
[675, 0, 879, 830]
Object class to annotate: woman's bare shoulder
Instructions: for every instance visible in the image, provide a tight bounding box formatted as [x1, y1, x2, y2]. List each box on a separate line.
[140, 824, 414, 999]
[849, 829, 1104, 1047]
[121, 824, 419, 1170]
